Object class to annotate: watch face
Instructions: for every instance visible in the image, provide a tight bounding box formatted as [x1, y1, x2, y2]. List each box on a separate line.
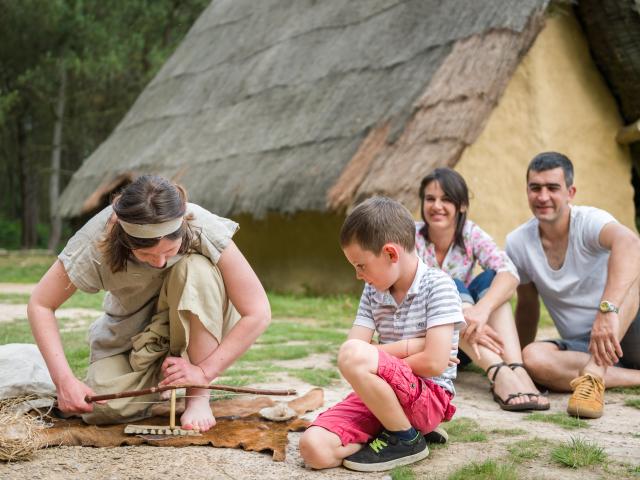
[599, 301, 617, 313]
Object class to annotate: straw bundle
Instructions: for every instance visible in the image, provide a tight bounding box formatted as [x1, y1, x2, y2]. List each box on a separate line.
[0, 396, 47, 462]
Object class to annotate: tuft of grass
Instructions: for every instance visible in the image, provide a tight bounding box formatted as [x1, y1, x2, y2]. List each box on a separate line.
[390, 465, 415, 480]
[288, 367, 340, 387]
[507, 437, 550, 463]
[551, 437, 606, 468]
[525, 412, 589, 430]
[491, 428, 527, 437]
[446, 418, 487, 442]
[447, 459, 518, 480]
[625, 398, 640, 410]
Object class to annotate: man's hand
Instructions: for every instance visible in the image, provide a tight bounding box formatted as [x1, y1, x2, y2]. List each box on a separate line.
[461, 304, 491, 341]
[465, 324, 504, 359]
[159, 356, 210, 387]
[55, 376, 102, 413]
[589, 312, 623, 366]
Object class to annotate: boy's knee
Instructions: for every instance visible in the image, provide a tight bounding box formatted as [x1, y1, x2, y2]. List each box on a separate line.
[337, 339, 372, 373]
[299, 427, 340, 469]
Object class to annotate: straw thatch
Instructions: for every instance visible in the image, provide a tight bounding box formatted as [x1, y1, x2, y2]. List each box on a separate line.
[575, 0, 640, 171]
[59, 0, 550, 218]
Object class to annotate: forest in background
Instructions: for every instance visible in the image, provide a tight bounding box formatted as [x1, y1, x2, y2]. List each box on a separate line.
[0, 0, 209, 251]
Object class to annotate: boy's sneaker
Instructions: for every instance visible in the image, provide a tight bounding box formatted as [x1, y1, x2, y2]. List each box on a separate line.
[424, 426, 448, 444]
[342, 430, 429, 472]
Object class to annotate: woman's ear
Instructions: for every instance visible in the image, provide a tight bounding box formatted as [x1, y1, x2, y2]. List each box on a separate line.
[459, 204, 467, 213]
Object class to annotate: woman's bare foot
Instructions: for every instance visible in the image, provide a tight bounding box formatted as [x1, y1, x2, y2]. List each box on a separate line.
[510, 364, 550, 408]
[181, 388, 216, 432]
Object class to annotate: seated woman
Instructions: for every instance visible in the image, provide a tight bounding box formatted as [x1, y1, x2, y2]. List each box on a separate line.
[415, 168, 548, 411]
[28, 175, 271, 430]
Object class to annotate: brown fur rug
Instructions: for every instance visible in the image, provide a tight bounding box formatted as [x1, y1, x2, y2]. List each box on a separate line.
[37, 388, 323, 461]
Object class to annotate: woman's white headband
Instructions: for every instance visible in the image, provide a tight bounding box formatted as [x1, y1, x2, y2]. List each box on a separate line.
[118, 217, 184, 239]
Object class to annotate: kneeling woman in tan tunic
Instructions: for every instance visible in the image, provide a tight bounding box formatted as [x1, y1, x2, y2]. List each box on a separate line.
[28, 175, 270, 432]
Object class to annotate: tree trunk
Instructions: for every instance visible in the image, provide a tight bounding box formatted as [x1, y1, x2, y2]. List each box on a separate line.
[18, 114, 38, 248]
[48, 67, 67, 251]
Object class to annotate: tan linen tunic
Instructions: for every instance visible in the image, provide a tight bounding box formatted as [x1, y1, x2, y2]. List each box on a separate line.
[57, 203, 242, 423]
[58, 203, 238, 362]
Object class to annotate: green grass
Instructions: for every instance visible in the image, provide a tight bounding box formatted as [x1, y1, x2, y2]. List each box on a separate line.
[0, 289, 104, 309]
[288, 367, 340, 387]
[624, 398, 640, 409]
[390, 466, 415, 480]
[447, 459, 518, 480]
[525, 412, 589, 430]
[255, 320, 347, 345]
[507, 437, 550, 463]
[446, 418, 487, 442]
[0, 255, 55, 283]
[267, 292, 357, 327]
[0, 317, 90, 378]
[610, 386, 640, 394]
[551, 437, 606, 469]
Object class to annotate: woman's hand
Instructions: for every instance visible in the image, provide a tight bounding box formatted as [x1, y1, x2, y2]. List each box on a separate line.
[159, 356, 210, 387]
[55, 376, 102, 413]
[461, 304, 491, 340]
[464, 324, 504, 359]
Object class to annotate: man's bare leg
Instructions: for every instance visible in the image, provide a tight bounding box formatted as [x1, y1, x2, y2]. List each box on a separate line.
[523, 342, 640, 392]
[181, 311, 219, 431]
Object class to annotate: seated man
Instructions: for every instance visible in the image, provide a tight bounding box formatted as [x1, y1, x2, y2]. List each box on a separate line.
[506, 151, 640, 418]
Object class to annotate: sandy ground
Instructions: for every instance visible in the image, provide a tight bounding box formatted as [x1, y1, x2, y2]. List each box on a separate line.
[1, 283, 638, 479]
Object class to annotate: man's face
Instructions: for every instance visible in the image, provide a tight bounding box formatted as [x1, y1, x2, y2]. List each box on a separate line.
[526, 167, 576, 224]
[342, 242, 398, 292]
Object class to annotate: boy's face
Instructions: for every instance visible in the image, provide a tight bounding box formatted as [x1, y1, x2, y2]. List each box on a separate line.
[342, 242, 398, 292]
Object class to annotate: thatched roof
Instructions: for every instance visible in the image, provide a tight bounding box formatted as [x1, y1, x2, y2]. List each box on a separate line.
[59, 0, 549, 218]
[575, 0, 640, 171]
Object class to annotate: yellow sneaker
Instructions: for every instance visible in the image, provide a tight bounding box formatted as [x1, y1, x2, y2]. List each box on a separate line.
[567, 373, 605, 419]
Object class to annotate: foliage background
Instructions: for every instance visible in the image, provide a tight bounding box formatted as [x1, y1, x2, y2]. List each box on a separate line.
[0, 0, 209, 250]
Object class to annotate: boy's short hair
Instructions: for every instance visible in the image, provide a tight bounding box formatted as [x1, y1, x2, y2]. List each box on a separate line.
[527, 151, 574, 187]
[340, 196, 416, 253]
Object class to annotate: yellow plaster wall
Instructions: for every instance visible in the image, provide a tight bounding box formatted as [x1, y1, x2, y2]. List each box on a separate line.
[455, 10, 636, 246]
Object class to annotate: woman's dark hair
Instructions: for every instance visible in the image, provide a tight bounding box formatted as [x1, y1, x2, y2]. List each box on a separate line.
[101, 175, 196, 273]
[418, 168, 469, 250]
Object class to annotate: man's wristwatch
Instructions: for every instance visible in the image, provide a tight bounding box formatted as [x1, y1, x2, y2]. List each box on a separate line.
[599, 300, 619, 314]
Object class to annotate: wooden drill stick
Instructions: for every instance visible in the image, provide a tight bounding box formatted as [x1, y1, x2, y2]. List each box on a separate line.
[85, 384, 297, 403]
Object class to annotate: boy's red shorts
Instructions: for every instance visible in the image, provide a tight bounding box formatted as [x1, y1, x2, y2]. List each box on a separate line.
[310, 349, 456, 446]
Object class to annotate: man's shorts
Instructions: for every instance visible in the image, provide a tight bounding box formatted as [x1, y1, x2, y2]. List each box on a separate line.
[310, 349, 456, 446]
[545, 310, 640, 370]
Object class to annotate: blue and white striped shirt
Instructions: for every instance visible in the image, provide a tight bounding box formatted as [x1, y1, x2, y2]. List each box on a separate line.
[353, 257, 465, 394]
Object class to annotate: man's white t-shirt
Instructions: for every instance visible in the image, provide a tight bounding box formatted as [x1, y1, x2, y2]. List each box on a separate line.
[505, 206, 616, 340]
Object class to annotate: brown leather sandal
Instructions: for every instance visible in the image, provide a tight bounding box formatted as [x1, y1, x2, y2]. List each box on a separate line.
[486, 362, 537, 412]
[508, 362, 550, 411]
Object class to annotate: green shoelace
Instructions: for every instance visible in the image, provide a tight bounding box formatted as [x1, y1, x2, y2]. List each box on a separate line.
[369, 437, 388, 453]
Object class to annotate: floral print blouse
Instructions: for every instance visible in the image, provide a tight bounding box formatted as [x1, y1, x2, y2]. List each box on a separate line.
[415, 220, 519, 287]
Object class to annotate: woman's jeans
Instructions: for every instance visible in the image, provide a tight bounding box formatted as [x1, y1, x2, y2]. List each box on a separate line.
[453, 269, 496, 366]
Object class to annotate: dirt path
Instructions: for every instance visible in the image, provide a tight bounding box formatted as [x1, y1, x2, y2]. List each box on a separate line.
[0, 284, 638, 479]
